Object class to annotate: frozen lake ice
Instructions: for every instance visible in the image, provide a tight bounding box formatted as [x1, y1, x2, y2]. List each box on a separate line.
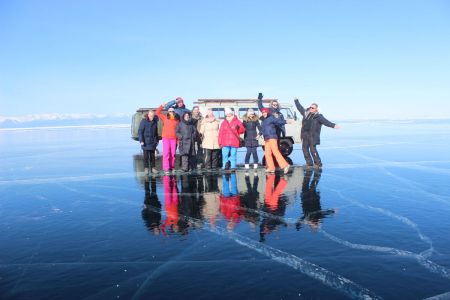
[1, 120, 450, 299]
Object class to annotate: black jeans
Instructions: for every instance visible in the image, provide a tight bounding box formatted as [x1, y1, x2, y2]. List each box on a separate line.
[204, 149, 220, 169]
[143, 150, 156, 168]
[195, 140, 204, 167]
[245, 146, 258, 164]
[301, 133, 321, 166]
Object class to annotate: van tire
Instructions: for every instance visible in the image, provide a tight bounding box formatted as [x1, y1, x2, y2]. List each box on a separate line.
[261, 138, 293, 157]
[279, 138, 293, 156]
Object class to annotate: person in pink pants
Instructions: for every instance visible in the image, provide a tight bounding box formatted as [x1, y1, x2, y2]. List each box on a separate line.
[156, 104, 180, 173]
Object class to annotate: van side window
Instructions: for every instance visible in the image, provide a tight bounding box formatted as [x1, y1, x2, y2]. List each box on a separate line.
[239, 107, 259, 118]
[212, 108, 225, 119]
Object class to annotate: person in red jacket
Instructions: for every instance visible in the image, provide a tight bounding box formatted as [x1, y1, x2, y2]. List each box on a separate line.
[218, 107, 245, 170]
[156, 104, 180, 173]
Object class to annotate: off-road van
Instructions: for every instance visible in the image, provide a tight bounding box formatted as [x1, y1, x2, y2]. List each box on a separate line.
[131, 99, 302, 156]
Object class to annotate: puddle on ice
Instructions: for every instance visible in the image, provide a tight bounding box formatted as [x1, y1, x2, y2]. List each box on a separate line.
[1, 121, 450, 299]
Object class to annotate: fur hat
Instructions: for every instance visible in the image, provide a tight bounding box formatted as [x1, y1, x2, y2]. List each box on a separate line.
[247, 108, 255, 115]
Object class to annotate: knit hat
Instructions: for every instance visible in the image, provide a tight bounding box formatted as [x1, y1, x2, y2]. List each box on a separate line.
[224, 107, 233, 115]
[176, 97, 184, 105]
[247, 108, 255, 115]
[261, 108, 270, 114]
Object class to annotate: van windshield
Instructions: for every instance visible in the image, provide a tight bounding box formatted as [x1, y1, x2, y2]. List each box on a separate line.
[280, 108, 294, 119]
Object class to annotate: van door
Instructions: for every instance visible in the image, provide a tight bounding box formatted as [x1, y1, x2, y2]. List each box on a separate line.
[280, 108, 302, 143]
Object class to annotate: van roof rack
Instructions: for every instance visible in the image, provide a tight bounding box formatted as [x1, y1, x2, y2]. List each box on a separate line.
[194, 99, 278, 105]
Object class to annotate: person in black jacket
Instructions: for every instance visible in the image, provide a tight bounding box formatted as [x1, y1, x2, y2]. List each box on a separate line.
[294, 99, 341, 168]
[242, 108, 262, 171]
[176, 112, 198, 172]
[138, 110, 160, 174]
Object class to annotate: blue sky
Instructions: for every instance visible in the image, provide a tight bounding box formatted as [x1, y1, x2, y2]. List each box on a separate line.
[1, 0, 449, 120]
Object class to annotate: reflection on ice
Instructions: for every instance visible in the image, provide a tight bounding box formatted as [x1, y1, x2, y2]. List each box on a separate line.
[139, 165, 335, 240]
[136, 161, 450, 295]
[138, 170, 381, 300]
[297, 169, 336, 232]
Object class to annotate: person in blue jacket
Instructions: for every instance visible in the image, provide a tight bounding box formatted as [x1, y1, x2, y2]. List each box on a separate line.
[164, 97, 190, 119]
[260, 108, 290, 174]
[138, 110, 160, 174]
[257, 92, 286, 138]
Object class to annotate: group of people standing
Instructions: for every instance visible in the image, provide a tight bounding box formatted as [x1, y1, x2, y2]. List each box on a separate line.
[138, 94, 340, 175]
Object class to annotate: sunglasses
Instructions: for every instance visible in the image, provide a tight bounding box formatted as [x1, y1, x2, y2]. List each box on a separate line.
[310, 107, 316, 110]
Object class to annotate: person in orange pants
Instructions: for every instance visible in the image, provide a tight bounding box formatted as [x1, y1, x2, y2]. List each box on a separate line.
[260, 108, 290, 173]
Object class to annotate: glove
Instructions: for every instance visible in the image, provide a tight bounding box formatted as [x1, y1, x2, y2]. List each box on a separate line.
[258, 93, 263, 100]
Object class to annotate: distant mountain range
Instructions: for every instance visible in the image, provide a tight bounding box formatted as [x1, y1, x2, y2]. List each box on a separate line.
[1, 113, 449, 130]
[0, 113, 132, 129]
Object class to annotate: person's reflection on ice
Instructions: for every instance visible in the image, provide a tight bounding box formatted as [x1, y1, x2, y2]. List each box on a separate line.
[240, 174, 260, 230]
[178, 175, 205, 235]
[296, 169, 335, 232]
[202, 174, 221, 229]
[259, 174, 288, 242]
[161, 175, 180, 235]
[141, 176, 161, 235]
[220, 173, 243, 232]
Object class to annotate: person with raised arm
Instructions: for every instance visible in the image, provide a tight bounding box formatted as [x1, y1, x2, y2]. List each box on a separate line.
[294, 98, 341, 168]
[164, 97, 190, 119]
[260, 108, 290, 174]
[257, 92, 286, 138]
[156, 103, 180, 174]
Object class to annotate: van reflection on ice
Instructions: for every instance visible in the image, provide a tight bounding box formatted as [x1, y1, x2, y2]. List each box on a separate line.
[139, 163, 337, 241]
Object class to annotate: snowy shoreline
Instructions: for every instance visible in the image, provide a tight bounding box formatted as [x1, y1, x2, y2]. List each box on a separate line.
[0, 124, 129, 131]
